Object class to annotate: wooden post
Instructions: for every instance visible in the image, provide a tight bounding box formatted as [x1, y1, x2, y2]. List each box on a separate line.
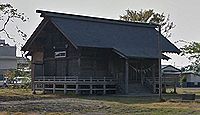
[125, 59, 129, 94]
[64, 84, 66, 94]
[174, 84, 176, 93]
[42, 83, 45, 94]
[76, 84, 78, 94]
[53, 83, 55, 94]
[32, 83, 36, 94]
[90, 77, 92, 95]
[174, 78, 177, 93]
[163, 74, 166, 93]
[75, 76, 79, 94]
[141, 67, 143, 86]
[103, 77, 106, 95]
[78, 57, 81, 78]
[152, 66, 156, 93]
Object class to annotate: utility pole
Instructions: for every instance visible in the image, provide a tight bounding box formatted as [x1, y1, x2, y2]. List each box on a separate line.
[158, 25, 162, 101]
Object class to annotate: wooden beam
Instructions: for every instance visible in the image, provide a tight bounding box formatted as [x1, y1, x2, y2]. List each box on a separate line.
[125, 59, 129, 94]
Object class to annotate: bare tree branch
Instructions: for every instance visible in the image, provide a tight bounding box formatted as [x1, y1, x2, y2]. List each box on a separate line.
[0, 3, 28, 42]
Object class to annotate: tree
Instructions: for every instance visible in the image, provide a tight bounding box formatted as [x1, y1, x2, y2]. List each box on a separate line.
[0, 3, 28, 43]
[180, 41, 200, 73]
[120, 9, 175, 38]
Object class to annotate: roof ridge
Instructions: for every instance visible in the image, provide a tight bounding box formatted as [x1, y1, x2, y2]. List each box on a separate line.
[36, 10, 157, 28]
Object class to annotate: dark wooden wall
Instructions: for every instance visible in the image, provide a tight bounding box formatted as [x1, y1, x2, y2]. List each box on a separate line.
[79, 47, 126, 79]
[79, 47, 110, 78]
[31, 21, 79, 79]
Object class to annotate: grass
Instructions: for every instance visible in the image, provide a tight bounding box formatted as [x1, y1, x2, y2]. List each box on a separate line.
[177, 87, 200, 95]
[0, 88, 200, 114]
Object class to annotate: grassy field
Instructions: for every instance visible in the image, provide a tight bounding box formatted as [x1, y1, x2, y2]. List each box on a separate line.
[0, 88, 200, 115]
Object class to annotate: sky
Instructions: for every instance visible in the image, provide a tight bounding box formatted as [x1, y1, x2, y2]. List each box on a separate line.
[0, 0, 200, 68]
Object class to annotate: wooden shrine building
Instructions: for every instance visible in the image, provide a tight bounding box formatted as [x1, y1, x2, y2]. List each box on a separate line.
[22, 10, 180, 95]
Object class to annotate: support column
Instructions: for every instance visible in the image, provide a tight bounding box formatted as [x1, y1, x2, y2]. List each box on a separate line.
[42, 83, 45, 94]
[32, 63, 36, 94]
[125, 59, 129, 94]
[53, 83, 55, 94]
[90, 77, 92, 95]
[64, 84, 66, 94]
[174, 80, 177, 93]
[141, 67, 143, 86]
[152, 65, 156, 93]
[76, 84, 79, 94]
[174, 85, 176, 93]
[103, 77, 106, 95]
[32, 83, 36, 94]
[103, 85, 106, 95]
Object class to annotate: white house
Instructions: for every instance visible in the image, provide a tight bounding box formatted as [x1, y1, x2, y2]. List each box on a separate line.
[161, 65, 181, 93]
[182, 71, 200, 87]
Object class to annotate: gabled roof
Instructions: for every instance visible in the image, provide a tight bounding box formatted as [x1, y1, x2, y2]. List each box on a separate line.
[162, 65, 181, 72]
[22, 10, 180, 59]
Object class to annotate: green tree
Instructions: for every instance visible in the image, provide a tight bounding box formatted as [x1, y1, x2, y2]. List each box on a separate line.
[180, 41, 200, 73]
[0, 3, 28, 42]
[3, 70, 15, 81]
[120, 9, 175, 38]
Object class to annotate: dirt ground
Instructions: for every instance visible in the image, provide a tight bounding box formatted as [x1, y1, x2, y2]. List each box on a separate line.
[1, 88, 200, 115]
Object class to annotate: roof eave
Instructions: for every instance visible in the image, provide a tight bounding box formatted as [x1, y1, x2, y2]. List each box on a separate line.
[21, 19, 49, 51]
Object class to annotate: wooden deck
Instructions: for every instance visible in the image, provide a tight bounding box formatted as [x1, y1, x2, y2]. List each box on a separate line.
[33, 76, 117, 95]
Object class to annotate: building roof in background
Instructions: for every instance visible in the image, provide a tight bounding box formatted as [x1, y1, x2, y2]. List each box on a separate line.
[22, 10, 181, 59]
[182, 71, 200, 76]
[162, 65, 181, 72]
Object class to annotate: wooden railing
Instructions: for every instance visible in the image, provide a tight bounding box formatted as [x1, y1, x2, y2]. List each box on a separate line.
[33, 76, 117, 95]
[34, 76, 116, 83]
[144, 75, 179, 93]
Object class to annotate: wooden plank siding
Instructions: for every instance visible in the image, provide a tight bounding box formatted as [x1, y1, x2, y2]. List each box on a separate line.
[30, 22, 118, 94]
[29, 20, 173, 95]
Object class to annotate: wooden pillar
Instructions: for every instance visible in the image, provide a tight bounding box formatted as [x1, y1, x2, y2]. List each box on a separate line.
[174, 85, 176, 93]
[42, 83, 45, 94]
[77, 57, 81, 78]
[152, 65, 156, 93]
[75, 84, 79, 94]
[103, 77, 106, 95]
[174, 78, 177, 93]
[53, 83, 55, 94]
[141, 67, 143, 86]
[64, 84, 66, 94]
[32, 63, 36, 94]
[125, 59, 129, 94]
[140, 61, 144, 86]
[90, 77, 92, 95]
[32, 83, 36, 94]
[103, 85, 106, 95]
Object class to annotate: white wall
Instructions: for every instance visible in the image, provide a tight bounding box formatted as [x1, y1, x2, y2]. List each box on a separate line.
[0, 59, 17, 70]
[186, 74, 200, 83]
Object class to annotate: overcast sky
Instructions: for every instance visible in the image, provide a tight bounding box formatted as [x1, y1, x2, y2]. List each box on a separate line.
[1, 0, 200, 68]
